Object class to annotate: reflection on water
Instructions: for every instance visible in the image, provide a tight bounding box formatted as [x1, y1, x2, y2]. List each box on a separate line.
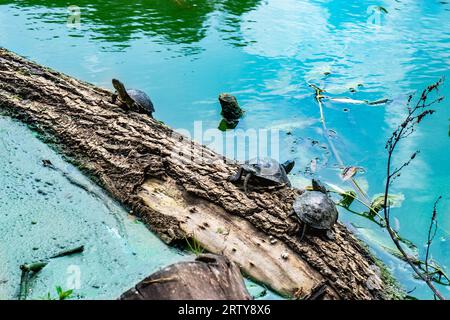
[0, 0, 262, 49]
[0, 0, 449, 299]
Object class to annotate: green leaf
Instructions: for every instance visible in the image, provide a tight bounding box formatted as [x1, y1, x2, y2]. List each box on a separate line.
[339, 190, 357, 209]
[62, 289, 73, 299]
[55, 286, 73, 300]
[370, 193, 405, 213]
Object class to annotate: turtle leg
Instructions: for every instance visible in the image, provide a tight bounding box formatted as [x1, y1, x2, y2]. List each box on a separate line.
[111, 93, 118, 104]
[325, 229, 335, 241]
[133, 101, 146, 114]
[243, 173, 252, 194]
[298, 223, 308, 242]
[287, 210, 298, 220]
[228, 168, 243, 183]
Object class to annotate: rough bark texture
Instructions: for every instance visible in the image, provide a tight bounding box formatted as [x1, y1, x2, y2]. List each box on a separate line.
[0, 48, 397, 300]
[120, 254, 251, 300]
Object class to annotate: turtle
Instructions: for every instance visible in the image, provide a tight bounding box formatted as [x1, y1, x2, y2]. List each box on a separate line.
[292, 179, 338, 241]
[228, 158, 295, 193]
[112, 79, 155, 118]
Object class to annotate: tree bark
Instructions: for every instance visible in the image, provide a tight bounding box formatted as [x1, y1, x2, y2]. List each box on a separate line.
[0, 48, 397, 300]
[120, 254, 252, 300]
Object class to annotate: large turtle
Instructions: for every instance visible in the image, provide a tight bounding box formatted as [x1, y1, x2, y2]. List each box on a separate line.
[292, 179, 338, 241]
[228, 158, 295, 193]
[112, 79, 155, 118]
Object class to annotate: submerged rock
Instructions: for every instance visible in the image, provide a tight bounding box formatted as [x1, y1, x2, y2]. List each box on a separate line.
[218, 93, 244, 130]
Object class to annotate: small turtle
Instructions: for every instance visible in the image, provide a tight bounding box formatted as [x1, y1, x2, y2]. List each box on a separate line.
[292, 180, 338, 241]
[112, 79, 155, 118]
[228, 158, 295, 193]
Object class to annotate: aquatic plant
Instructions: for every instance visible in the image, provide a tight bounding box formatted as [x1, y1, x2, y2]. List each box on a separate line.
[309, 83, 371, 204]
[56, 286, 74, 300]
[184, 234, 205, 256]
[39, 286, 74, 300]
[382, 79, 447, 299]
[310, 79, 449, 299]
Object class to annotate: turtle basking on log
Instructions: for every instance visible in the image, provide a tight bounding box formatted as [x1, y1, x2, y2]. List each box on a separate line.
[292, 179, 338, 241]
[228, 158, 295, 193]
[112, 79, 155, 118]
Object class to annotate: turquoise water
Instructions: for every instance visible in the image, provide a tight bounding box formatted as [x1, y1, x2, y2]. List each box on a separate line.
[0, 0, 449, 299]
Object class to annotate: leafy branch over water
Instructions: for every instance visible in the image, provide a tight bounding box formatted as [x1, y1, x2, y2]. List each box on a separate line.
[382, 79, 446, 299]
[310, 79, 448, 299]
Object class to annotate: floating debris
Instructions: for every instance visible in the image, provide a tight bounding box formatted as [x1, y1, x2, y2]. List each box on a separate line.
[327, 97, 390, 106]
[18, 245, 85, 300]
[41, 159, 55, 169]
[340, 166, 365, 181]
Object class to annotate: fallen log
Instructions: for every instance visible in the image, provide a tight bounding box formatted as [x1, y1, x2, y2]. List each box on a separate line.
[0, 48, 401, 300]
[120, 254, 251, 300]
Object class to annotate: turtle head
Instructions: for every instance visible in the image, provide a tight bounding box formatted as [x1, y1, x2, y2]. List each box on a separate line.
[112, 78, 125, 92]
[112, 79, 133, 106]
[282, 160, 295, 174]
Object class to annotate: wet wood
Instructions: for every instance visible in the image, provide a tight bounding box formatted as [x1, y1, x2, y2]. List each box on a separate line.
[120, 254, 251, 300]
[0, 48, 398, 300]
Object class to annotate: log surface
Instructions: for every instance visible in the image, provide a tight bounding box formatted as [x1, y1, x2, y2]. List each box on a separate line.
[0, 48, 395, 300]
[120, 254, 251, 300]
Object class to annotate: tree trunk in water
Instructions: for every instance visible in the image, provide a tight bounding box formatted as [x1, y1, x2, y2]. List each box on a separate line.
[120, 254, 252, 300]
[0, 48, 397, 300]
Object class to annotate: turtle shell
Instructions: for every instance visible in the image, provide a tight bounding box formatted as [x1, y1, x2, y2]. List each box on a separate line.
[242, 158, 291, 186]
[293, 191, 338, 230]
[127, 89, 155, 115]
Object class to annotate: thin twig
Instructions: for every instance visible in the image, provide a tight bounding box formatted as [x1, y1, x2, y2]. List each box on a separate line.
[309, 84, 371, 205]
[383, 79, 445, 300]
[425, 196, 442, 278]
